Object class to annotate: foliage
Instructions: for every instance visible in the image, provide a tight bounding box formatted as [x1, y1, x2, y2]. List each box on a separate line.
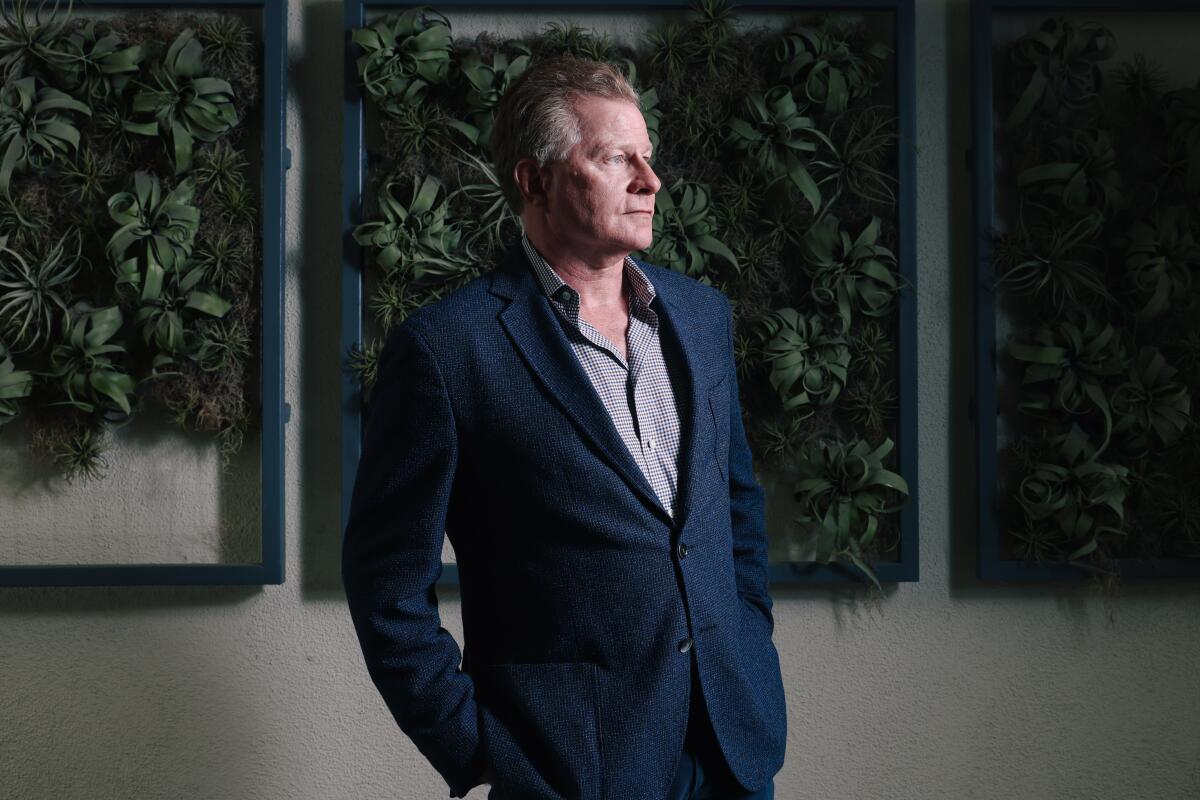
[44, 303, 135, 419]
[1016, 129, 1123, 224]
[728, 86, 831, 213]
[124, 29, 237, 175]
[460, 44, 529, 146]
[646, 180, 736, 279]
[775, 20, 891, 114]
[1121, 206, 1200, 320]
[0, 75, 91, 194]
[1110, 346, 1191, 456]
[0, 0, 72, 82]
[352, 173, 473, 282]
[0, 340, 32, 424]
[52, 20, 143, 102]
[0, 229, 82, 352]
[803, 216, 898, 330]
[1004, 17, 1116, 130]
[106, 171, 199, 302]
[760, 308, 849, 414]
[793, 436, 908, 588]
[992, 215, 1111, 313]
[353, 7, 451, 117]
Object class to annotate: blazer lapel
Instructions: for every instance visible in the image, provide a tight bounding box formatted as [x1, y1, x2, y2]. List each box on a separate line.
[489, 247, 673, 525]
[647, 271, 708, 534]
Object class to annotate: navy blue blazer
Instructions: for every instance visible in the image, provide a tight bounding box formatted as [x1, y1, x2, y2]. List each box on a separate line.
[342, 243, 786, 800]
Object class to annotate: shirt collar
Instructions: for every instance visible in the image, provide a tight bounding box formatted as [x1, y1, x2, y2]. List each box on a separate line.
[521, 233, 657, 324]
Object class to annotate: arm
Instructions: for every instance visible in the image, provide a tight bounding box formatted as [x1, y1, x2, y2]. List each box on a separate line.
[723, 297, 774, 634]
[341, 323, 487, 799]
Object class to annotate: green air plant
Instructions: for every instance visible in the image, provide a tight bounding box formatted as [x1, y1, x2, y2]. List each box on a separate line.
[51, 20, 143, 102]
[793, 435, 909, 589]
[810, 105, 898, 209]
[0, 75, 91, 194]
[353, 8, 452, 117]
[460, 44, 530, 146]
[216, 179, 256, 227]
[45, 303, 135, 419]
[539, 20, 613, 61]
[50, 423, 108, 482]
[727, 85, 832, 214]
[646, 180, 736, 279]
[0, 0, 72, 82]
[186, 316, 250, 374]
[197, 14, 254, 74]
[1016, 129, 1123, 225]
[640, 86, 663, 152]
[760, 307, 850, 414]
[1122, 206, 1200, 320]
[382, 102, 475, 157]
[644, 23, 690, 84]
[449, 149, 516, 261]
[1014, 424, 1128, 564]
[842, 373, 896, 432]
[1004, 17, 1116, 131]
[1110, 346, 1191, 456]
[60, 146, 114, 206]
[687, 0, 737, 77]
[0, 180, 49, 247]
[991, 215, 1112, 312]
[757, 413, 807, 464]
[191, 226, 251, 293]
[803, 216, 898, 330]
[0, 340, 32, 424]
[349, 337, 382, 393]
[775, 20, 891, 114]
[134, 260, 232, 355]
[125, 28, 238, 175]
[369, 275, 423, 332]
[353, 173, 473, 283]
[107, 172, 200, 303]
[0, 229, 82, 352]
[192, 139, 247, 198]
[1112, 54, 1166, 108]
[848, 319, 893, 378]
[1006, 310, 1125, 452]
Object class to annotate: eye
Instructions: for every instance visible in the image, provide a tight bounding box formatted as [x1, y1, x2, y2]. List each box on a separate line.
[608, 154, 627, 165]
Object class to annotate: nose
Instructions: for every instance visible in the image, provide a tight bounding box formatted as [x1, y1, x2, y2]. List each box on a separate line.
[631, 154, 661, 195]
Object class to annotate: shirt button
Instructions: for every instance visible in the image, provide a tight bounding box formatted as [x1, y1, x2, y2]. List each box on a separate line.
[646, 438, 656, 451]
[678, 638, 693, 654]
[677, 542, 689, 559]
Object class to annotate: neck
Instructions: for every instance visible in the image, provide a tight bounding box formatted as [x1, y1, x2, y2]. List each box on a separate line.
[524, 224, 628, 315]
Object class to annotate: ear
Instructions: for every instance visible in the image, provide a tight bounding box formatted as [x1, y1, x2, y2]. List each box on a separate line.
[514, 158, 551, 209]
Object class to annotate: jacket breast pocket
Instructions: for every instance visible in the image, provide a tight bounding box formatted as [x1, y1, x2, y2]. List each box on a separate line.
[708, 377, 730, 483]
[477, 661, 604, 800]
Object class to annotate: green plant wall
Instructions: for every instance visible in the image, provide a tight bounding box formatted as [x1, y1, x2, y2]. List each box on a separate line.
[992, 15, 1200, 578]
[350, 1, 909, 585]
[0, 1, 263, 481]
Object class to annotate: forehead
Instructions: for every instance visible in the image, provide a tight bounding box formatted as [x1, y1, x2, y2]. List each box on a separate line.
[570, 95, 649, 153]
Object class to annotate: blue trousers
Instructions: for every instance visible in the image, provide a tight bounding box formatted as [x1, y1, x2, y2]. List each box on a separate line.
[668, 660, 775, 800]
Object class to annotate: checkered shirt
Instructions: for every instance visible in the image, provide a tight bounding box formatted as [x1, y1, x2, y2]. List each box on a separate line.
[522, 235, 683, 518]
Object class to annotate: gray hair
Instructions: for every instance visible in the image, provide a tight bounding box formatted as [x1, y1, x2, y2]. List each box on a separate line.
[490, 56, 640, 214]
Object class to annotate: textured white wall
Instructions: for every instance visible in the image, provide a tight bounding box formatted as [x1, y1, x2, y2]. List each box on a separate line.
[2, 1, 1200, 798]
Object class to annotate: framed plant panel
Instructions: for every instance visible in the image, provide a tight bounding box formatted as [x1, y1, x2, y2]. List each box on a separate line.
[973, 0, 1200, 582]
[0, 0, 288, 587]
[343, 0, 918, 586]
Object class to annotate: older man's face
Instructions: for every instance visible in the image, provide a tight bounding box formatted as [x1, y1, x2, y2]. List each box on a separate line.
[540, 94, 661, 257]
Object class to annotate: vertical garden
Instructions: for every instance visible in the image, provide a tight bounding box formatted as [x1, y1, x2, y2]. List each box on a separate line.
[348, 1, 914, 585]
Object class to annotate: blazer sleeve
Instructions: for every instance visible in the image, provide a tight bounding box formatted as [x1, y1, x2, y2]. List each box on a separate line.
[341, 322, 486, 799]
[722, 297, 775, 635]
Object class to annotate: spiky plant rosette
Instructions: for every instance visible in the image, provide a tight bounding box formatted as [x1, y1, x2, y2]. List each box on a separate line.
[0, 74, 91, 194]
[1003, 16, 1116, 131]
[759, 307, 850, 415]
[459, 43, 529, 147]
[106, 171, 199, 303]
[802, 215, 898, 330]
[0, 228, 82, 352]
[1015, 128, 1123, 225]
[1109, 345, 1191, 457]
[124, 28, 238, 175]
[44, 302, 136, 421]
[1120, 205, 1200, 320]
[646, 179, 737, 279]
[51, 19, 143, 102]
[727, 84, 832, 213]
[0, 0, 73, 82]
[793, 435, 908, 587]
[0, 339, 32, 424]
[353, 7, 452, 117]
[1005, 310, 1125, 452]
[1012, 424, 1129, 565]
[775, 19, 891, 114]
[991, 215, 1111, 313]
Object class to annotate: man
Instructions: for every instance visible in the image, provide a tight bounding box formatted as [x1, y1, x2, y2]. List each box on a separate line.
[342, 57, 786, 800]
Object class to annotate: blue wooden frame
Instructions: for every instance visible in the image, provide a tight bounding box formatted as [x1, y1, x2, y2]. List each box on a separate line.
[343, 0, 918, 585]
[972, 0, 1200, 581]
[0, 0, 289, 587]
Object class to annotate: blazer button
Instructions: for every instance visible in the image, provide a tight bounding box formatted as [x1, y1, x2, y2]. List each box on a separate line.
[677, 542, 689, 559]
[678, 637, 693, 653]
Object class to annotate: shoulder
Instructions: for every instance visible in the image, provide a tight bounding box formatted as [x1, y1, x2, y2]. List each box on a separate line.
[631, 257, 733, 316]
[393, 271, 500, 349]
